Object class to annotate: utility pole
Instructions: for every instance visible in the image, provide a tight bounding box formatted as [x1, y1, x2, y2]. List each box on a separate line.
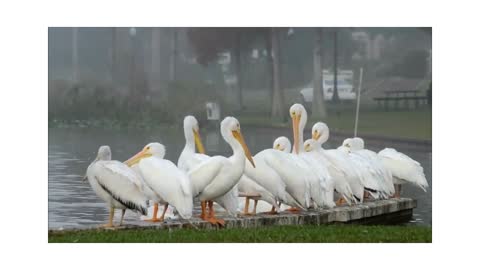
[354, 67, 364, 137]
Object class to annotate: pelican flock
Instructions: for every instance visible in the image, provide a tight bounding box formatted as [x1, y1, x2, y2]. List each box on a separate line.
[83, 103, 429, 228]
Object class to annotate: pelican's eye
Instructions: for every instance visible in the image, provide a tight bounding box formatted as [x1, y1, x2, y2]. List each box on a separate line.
[345, 144, 350, 147]
[146, 146, 151, 150]
[276, 144, 280, 148]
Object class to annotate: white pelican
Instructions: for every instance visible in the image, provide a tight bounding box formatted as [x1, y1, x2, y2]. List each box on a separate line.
[85, 145, 149, 227]
[309, 122, 373, 203]
[177, 115, 239, 217]
[289, 104, 341, 208]
[125, 143, 193, 219]
[237, 174, 280, 215]
[378, 148, 429, 197]
[304, 138, 362, 204]
[129, 150, 168, 222]
[341, 137, 395, 198]
[187, 116, 255, 225]
[272, 136, 336, 208]
[243, 147, 308, 213]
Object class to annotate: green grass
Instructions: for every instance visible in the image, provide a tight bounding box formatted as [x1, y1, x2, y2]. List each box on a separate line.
[238, 108, 431, 140]
[49, 225, 432, 243]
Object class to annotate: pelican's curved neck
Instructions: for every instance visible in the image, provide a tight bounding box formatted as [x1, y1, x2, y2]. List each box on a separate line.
[317, 128, 329, 148]
[296, 110, 307, 153]
[222, 129, 245, 167]
[183, 125, 195, 154]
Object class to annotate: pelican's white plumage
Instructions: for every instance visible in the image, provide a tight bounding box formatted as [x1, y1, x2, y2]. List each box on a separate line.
[309, 122, 371, 203]
[342, 137, 395, 198]
[86, 145, 148, 227]
[273, 136, 335, 208]
[304, 138, 362, 203]
[289, 104, 339, 208]
[378, 148, 428, 191]
[125, 143, 193, 219]
[178, 115, 239, 216]
[187, 117, 255, 224]
[130, 151, 168, 222]
[244, 148, 306, 210]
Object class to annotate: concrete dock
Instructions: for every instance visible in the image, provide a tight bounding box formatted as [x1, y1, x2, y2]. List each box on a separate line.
[50, 198, 416, 232]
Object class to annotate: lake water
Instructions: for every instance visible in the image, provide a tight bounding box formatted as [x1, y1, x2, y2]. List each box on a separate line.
[48, 125, 432, 229]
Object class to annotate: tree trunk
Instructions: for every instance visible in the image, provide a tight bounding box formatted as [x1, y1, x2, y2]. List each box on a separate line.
[110, 28, 117, 86]
[169, 28, 178, 82]
[332, 30, 340, 103]
[270, 28, 286, 120]
[265, 30, 274, 112]
[72, 27, 78, 83]
[311, 28, 327, 119]
[234, 33, 244, 111]
[151, 28, 165, 99]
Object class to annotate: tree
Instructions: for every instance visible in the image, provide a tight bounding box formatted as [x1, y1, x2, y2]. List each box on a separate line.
[170, 28, 178, 81]
[311, 28, 327, 118]
[150, 28, 166, 100]
[270, 28, 286, 120]
[72, 27, 78, 83]
[187, 28, 266, 111]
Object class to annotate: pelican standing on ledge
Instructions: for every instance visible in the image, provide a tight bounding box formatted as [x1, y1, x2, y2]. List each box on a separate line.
[125, 143, 194, 219]
[85, 146, 148, 227]
[273, 136, 336, 208]
[289, 104, 338, 208]
[342, 137, 395, 198]
[309, 122, 366, 203]
[178, 115, 239, 216]
[129, 149, 168, 222]
[188, 117, 255, 225]
[378, 148, 429, 197]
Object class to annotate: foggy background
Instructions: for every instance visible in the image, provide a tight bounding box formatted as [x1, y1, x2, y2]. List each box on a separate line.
[48, 27, 432, 126]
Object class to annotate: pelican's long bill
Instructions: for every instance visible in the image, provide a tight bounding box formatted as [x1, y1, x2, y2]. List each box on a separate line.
[232, 130, 255, 168]
[292, 114, 301, 154]
[193, 129, 206, 154]
[124, 148, 152, 167]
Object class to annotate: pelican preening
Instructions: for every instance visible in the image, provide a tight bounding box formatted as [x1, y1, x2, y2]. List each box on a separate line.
[84, 104, 428, 227]
[85, 146, 149, 228]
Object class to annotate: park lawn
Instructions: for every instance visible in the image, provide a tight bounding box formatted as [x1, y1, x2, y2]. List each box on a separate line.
[49, 225, 432, 243]
[238, 109, 431, 140]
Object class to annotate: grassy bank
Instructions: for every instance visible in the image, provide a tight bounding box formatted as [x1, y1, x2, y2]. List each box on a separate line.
[238, 109, 432, 140]
[49, 225, 432, 243]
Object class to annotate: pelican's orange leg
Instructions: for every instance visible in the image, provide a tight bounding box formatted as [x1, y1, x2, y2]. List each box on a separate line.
[252, 200, 258, 215]
[207, 200, 224, 226]
[286, 207, 301, 212]
[242, 197, 251, 215]
[100, 207, 115, 228]
[158, 203, 168, 222]
[199, 201, 207, 220]
[144, 203, 162, 222]
[336, 198, 346, 206]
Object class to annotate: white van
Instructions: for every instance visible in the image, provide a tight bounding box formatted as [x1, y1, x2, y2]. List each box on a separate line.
[300, 70, 356, 103]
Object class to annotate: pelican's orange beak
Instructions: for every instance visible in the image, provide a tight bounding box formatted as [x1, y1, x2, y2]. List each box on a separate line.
[124, 148, 152, 167]
[193, 129, 206, 154]
[232, 130, 255, 168]
[291, 113, 301, 154]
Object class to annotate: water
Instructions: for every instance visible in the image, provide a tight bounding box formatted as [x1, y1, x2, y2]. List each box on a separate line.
[48, 126, 432, 229]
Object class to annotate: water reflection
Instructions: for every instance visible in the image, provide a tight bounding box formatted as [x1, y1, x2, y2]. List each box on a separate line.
[48, 126, 432, 229]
